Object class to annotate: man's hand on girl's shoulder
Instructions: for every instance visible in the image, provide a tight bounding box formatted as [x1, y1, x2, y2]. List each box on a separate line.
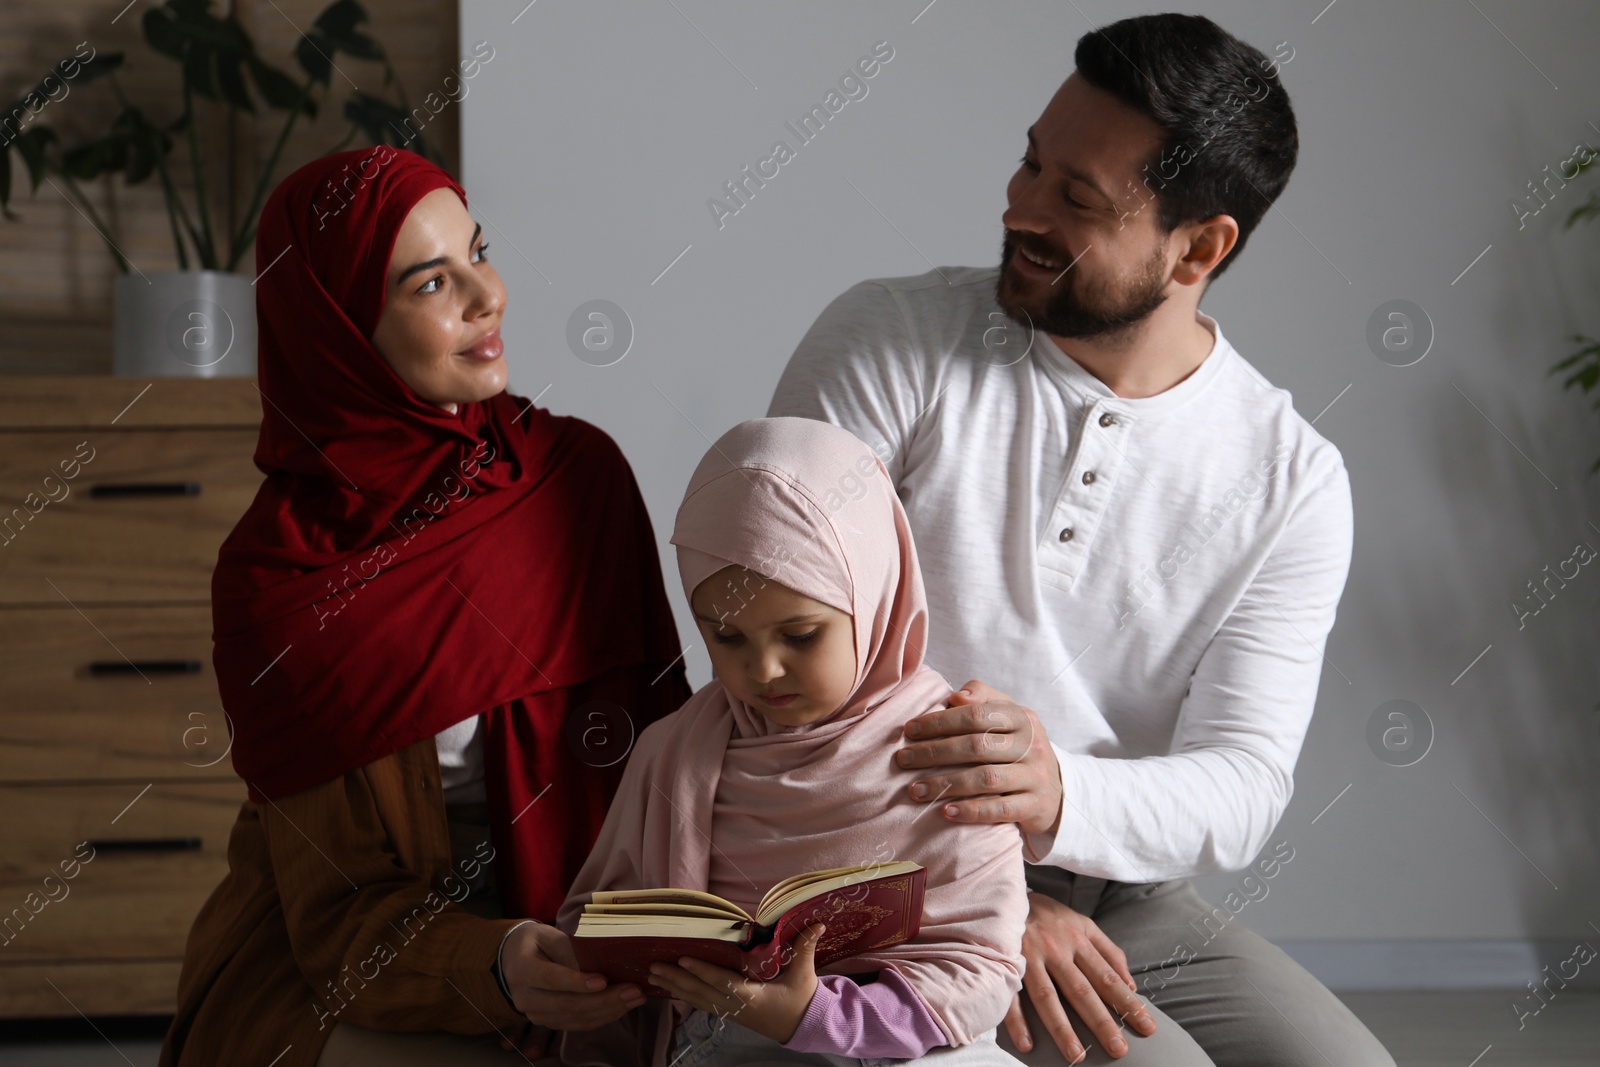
[895, 678, 1064, 836]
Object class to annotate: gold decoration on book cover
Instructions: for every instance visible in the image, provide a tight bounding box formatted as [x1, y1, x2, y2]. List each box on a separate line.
[814, 902, 894, 955]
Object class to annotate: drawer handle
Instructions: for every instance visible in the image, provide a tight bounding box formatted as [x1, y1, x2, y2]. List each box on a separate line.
[89, 482, 202, 498]
[86, 837, 202, 854]
[89, 660, 202, 676]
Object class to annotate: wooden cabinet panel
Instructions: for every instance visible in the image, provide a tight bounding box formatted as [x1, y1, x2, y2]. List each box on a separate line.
[0, 378, 261, 1018]
[0, 605, 238, 782]
[0, 377, 260, 431]
[0, 781, 244, 963]
[0, 960, 185, 1017]
[0, 429, 262, 603]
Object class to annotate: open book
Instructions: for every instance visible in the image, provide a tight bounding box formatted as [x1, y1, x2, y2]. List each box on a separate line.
[571, 861, 925, 996]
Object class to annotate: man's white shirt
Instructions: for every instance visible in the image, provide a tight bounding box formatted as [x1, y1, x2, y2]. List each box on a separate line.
[767, 266, 1353, 882]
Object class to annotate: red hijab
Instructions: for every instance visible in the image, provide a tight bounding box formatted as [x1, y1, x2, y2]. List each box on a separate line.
[215, 145, 690, 920]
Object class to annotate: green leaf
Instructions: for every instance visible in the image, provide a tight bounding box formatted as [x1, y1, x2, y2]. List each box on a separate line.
[0, 101, 29, 145]
[248, 56, 311, 113]
[143, 7, 188, 59]
[61, 136, 119, 181]
[295, 32, 334, 85]
[1564, 191, 1600, 230]
[111, 108, 166, 185]
[1551, 341, 1600, 373]
[330, 29, 383, 61]
[65, 53, 125, 86]
[124, 132, 157, 184]
[1552, 352, 1586, 371]
[1564, 364, 1600, 393]
[342, 91, 411, 147]
[58, 142, 96, 181]
[314, 0, 368, 37]
[15, 126, 56, 189]
[218, 16, 254, 55]
[0, 119, 53, 216]
[215, 52, 255, 112]
[183, 40, 218, 100]
[309, 1, 382, 64]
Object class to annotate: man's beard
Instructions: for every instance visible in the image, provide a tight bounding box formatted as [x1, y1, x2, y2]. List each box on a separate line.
[995, 229, 1170, 342]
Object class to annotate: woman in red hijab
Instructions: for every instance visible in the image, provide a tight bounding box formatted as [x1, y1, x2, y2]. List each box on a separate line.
[159, 145, 692, 1066]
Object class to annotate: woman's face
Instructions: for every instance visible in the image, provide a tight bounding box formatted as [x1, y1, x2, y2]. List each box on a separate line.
[370, 186, 507, 414]
[690, 564, 857, 727]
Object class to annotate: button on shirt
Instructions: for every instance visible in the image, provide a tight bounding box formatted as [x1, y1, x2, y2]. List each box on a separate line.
[767, 266, 1354, 882]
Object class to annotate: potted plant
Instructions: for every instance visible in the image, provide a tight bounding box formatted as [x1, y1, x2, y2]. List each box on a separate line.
[0, 0, 443, 377]
[1551, 149, 1600, 476]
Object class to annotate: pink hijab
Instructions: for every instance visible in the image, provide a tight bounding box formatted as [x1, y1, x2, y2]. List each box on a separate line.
[557, 417, 1026, 1066]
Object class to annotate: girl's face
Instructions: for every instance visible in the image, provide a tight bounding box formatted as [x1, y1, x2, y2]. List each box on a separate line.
[690, 564, 856, 727]
[371, 187, 508, 415]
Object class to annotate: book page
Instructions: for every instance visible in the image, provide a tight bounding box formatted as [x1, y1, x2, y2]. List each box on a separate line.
[585, 902, 746, 921]
[591, 887, 752, 922]
[760, 864, 874, 910]
[574, 914, 748, 941]
[756, 861, 922, 926]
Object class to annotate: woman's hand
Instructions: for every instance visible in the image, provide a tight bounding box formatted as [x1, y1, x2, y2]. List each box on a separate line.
[647, 923, 825, 1044]
[499, 922, 646, 1031]
[1005, 892, 1156, 1061]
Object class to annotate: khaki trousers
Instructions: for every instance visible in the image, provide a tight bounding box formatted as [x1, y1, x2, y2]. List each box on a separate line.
[997, 865, 1397, 1066]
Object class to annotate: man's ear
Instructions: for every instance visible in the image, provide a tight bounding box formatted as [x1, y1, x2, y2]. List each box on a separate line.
[1174, 214, 1238, 286]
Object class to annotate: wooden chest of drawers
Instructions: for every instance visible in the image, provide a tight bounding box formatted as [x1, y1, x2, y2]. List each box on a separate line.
[0, 377, 262, 1017]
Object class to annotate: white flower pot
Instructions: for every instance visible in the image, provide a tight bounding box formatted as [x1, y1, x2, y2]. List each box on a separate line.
[113, 270, 257, 378]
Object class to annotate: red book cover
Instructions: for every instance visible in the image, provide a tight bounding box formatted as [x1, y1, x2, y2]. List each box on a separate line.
[572, 863, 926, 997]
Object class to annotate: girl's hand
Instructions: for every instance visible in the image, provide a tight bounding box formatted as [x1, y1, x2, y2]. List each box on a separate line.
[500, 922, 646, 1030]
[647, 923, 826, 1044]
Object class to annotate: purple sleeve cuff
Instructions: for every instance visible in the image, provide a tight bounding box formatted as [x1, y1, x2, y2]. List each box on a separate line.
[781, 969, 948, 1059]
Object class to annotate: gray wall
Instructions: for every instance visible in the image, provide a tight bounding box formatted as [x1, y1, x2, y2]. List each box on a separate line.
[459, 0, 1600, 973]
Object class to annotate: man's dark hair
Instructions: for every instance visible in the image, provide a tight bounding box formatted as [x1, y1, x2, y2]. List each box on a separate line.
[1074, 13, 1298, 282]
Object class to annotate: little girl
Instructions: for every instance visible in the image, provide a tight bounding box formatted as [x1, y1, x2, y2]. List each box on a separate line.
[556, 417, 1028, 1067]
